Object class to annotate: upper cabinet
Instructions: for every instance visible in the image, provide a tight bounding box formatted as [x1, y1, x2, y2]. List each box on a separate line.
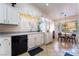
[0, 4, 6, 24]
[6, 5, 19, 25]
[0, 4, 19, 25]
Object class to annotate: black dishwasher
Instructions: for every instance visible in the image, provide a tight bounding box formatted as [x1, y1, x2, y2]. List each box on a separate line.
[11, 35, 28, 56]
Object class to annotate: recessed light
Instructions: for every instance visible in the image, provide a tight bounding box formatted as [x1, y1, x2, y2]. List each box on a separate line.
[46, 3, 49, 6]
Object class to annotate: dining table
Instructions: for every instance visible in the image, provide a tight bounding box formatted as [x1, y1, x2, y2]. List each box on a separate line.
[58, 32, 77, 49]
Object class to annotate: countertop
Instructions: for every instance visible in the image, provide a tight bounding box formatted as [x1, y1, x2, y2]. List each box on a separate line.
[0, 31, 44, 36]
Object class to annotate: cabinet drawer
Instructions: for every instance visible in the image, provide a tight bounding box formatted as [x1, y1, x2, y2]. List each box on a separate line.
[28, 36, 36, 40]
[36, 35, 43, 39]
[28, 35, 35, 37]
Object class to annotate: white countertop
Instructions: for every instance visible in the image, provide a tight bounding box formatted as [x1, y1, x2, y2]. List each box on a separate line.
[0, 31, 44, 37]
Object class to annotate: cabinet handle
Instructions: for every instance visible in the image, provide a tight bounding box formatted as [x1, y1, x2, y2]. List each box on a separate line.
[4, 39, 8, 41]
[9, 42, 10, 46]
[0, 43, 1, 46]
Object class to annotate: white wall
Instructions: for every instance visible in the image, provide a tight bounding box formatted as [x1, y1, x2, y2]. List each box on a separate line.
[0, 3, 43, 32]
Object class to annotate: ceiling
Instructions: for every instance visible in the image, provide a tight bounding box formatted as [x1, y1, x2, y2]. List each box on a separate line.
[32, 3, 78, 21]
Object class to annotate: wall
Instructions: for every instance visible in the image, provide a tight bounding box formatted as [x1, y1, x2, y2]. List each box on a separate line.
[0, 3, 43, 32]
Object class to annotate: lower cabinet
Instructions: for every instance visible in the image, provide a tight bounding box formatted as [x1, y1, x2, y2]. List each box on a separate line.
[0, 33, 44, 55]
[0, 36, 11, 56]
[35, 34, 44, 46]
[28, 35, 35, 50]
[28, 33, 44, 50]
[44, 32, 53, 44]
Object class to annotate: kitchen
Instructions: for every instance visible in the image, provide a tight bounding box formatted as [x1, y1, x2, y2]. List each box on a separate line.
[0, 3, 79, 56]
[0, 3, 54, 56]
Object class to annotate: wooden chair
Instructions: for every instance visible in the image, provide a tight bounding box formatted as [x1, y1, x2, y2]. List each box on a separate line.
[58, 33, 62, 41]
[58, 33, 66, 43]
[72, 34, 76, 44]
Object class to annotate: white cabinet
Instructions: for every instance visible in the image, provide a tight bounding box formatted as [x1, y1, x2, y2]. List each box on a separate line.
[28, 35, 35, 50]
[0, 36, 11, 56]
[0, 4, 6, 24]
[6, 6, 19, 25]
[45, 32, 53, 44]
[35, 34, 44, 46]
[0, 4, 19, 25]
[28, 33, 44, 50]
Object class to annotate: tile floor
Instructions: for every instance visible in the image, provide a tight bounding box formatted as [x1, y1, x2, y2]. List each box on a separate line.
[19, 40, 79, 56]
[19, 42, 55, 56]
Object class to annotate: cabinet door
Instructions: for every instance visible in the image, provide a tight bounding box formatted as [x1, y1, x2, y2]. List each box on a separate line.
[40, 34, 44, 45]
[45, 33, 52, 44]
[28, 35, 35, 50]
[35, 37, 41, 46]
[0, 37, 11, 56]
[6, 6, 19, 25]
[0, 4, 6, 24]
[35, 34, 44, 46]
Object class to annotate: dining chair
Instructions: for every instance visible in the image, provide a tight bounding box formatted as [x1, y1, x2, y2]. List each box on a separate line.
[58, 33, 62, 41]
[72, 34, 76, 44]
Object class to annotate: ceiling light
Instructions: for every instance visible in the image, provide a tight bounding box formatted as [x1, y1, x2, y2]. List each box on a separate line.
[46, 3, 49, 6]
